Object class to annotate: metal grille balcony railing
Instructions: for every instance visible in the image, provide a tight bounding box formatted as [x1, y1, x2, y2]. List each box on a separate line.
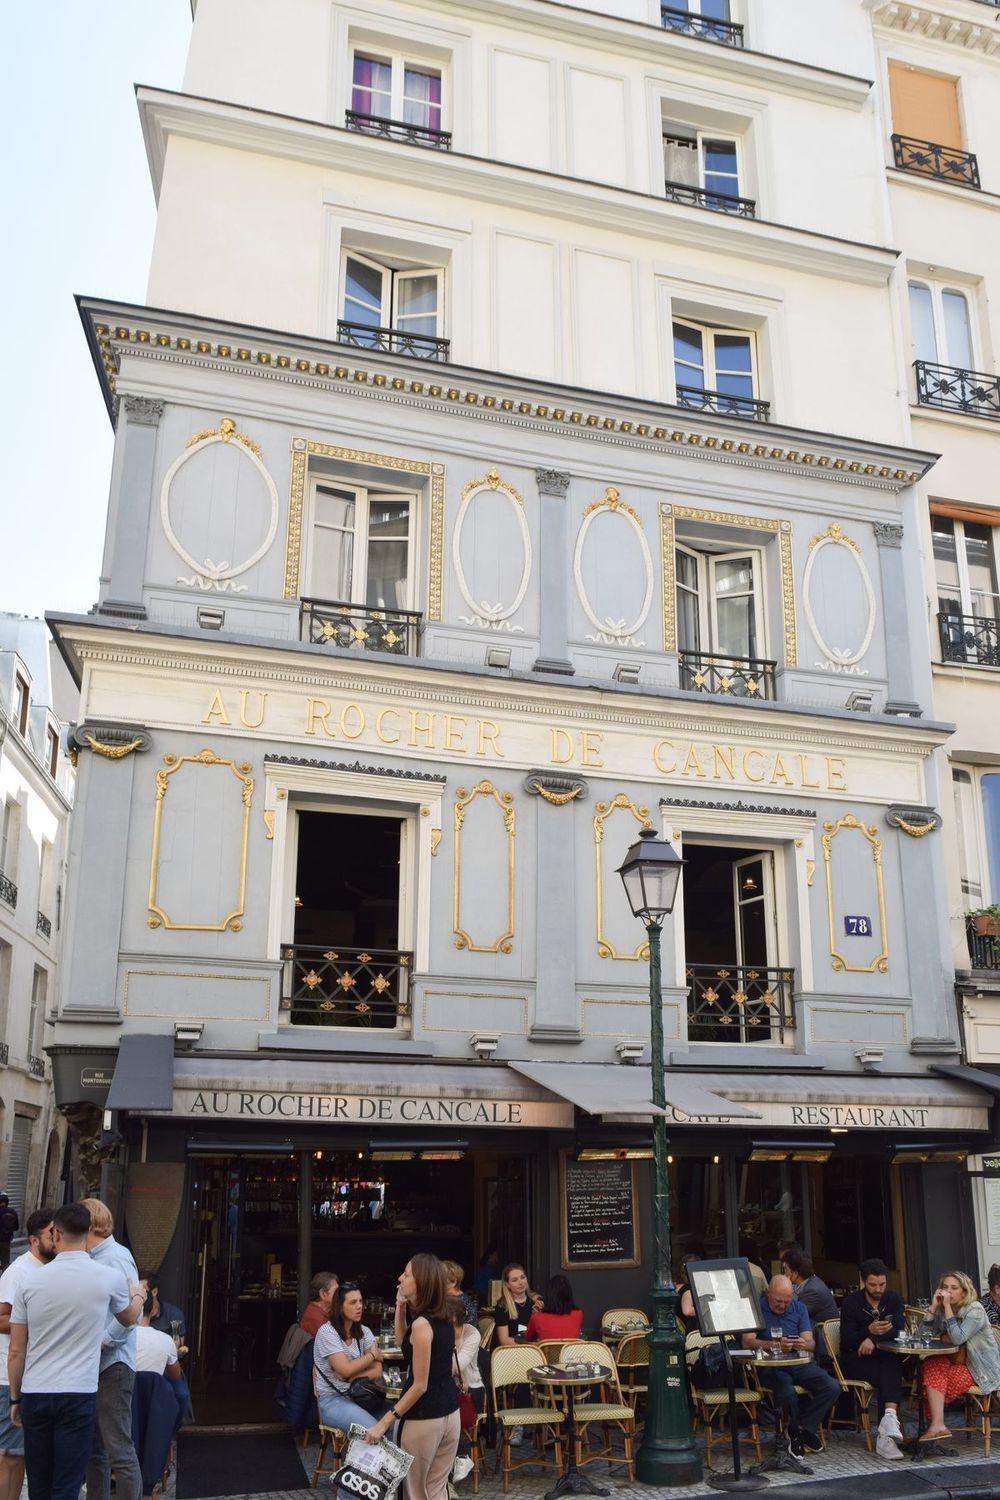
[301, 599, 421, 656]
[664, 181, 756, 217]
[687, 963, 796, 1043]
[915, 360, 1000, 419]
[0, 873, 16, 910]
[336, 320, 449, 360]
[345, 109, 452, 150]
[938, 611, 1000, 668]
[661, 6, 744, 45]
[281, 944, 412, 1028]
[675, 384, 770, 422]
[679, 650, 777, 699]
[37, 910, 51, 939]
[27, 1054, 45, 1079]
[966, 918, 1000, 971]
[891, 134, 980, 189]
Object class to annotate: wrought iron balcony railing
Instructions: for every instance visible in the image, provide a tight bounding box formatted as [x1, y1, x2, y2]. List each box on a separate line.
[966, 917, 1000, 972]
[27, 1054, 45, 1079]
[679, 650, 776, 698]
[345, 109, 452, 150]
[280, 944, 412, 1028]
[938, 611, 1000, 668]
[676, 384, 770, 422]
[661, 6, 744, 45]
[36, 910, 51, 939]
[891, 134, 980, 189]
[0, 873, 16, 910]
[0, 1043, 8, 1065]
[336, 320, 449, 361]
[687, 962, 796, 1043]
[301, 598, 421, 656]
[664, 181, 756, 217]
[914, 360, 1000, 419]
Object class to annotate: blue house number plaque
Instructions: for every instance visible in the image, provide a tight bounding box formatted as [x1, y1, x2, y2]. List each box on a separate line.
[844, 915, 873, 936]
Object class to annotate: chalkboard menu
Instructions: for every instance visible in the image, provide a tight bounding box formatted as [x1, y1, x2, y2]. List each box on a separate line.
[559, 1151, 640, 1269]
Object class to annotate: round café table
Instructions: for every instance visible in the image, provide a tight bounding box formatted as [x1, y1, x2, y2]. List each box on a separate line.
[745, 1352, 815, 1479]
[876, 1339, 959, 1459]
[529, 1363, 612, 1500]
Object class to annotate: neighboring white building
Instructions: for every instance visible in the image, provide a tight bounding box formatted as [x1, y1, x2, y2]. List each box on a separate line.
[0, 616, 74, 1219]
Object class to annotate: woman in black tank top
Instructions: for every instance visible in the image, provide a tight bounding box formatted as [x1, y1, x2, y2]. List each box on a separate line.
[365, 1254, 459, 1500]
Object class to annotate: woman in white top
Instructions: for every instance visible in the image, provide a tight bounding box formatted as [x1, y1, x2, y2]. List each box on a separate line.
[313, 1281, 385, 1432]
[449, 1296, 484, 1479]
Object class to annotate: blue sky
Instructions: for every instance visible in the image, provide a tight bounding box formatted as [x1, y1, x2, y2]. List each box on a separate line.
[1, 2, 191, 619]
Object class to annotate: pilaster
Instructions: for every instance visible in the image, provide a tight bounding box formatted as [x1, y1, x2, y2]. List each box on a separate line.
[99, 397, 164, 619]
[525, 772, 587, 1041]
[532, 469, 574, 675]
[873, 522, 920, 716]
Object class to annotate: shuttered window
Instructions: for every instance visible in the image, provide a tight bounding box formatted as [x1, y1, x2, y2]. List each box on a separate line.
[7, 1116, 33, 1221]
[889, 64, 962, 148]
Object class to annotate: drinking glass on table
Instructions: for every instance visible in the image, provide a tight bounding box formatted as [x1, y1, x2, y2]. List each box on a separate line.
[769, 1326, 783, 1357]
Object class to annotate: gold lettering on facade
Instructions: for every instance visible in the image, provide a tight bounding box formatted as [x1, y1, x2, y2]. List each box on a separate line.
[203, 690, 231, 726]
[551, 728, 574, 764]
[743, 749, 767, 783]
[239, 690, 268, 729]
[826, 757, 847, 790]
[375, 709, 400, 745]
[799, 754, 820, 789]
[340, 703, 365, 740]
[770, 753, 794, 786]
[580, 731, 604, 768]
[443, 716, 469, 754]
[653, 741, 678, 775]
[306, 699, 335, 737]
[683, 745, 706, 778]
[477, 720, 504, 758]
[408, 711, 435, 748]
[712, 745, 736, 780]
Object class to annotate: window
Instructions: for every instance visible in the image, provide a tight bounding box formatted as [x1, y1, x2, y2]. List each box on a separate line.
[673, 319, 766, 420]
[0, 799, 20, 881]
[308, 482, 415, 611]
[46, 725, 59, 778]
[27, 966, 46, 1059]
[663, 125, 752, 214]
[909, 281, 997, 417]
[348, 53, 449, 146]
[339, 252, 446, 358]
[13, 674, 29, 737]
[661, 0, 743, 47]
[887, 64, 977, 186]
[933, 514, 999, 664]
[0, 940, 11, 1044]
[676, 544, 770, 693]
[953, 769, 985, 904]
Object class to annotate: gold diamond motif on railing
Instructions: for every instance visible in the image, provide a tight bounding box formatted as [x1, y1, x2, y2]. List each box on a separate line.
[303, 970, 322, 990]
[355, 1000, 371, 1014]
[746, 970, 760, 980]
[323, 951, 339, 961]
[352, 627, 369, 643]
[400, 955, 410, 966]
[337, 973, 356, 990]
[321, 622, 336, 640]
[372, 974, 390, 993]
[358, 953, 373, 963]
[693, 672, 706, 688]
[383, 630, 400, 648]
[761, 990, 775, 1006]
[747, 679, 759, 695]
[703, 987, 719, 1005]
[719, 1015, 734, 1025]
[719, 676, 733, 692]
[733, 990, 748, 1007]
[320, 999, 334, 1011]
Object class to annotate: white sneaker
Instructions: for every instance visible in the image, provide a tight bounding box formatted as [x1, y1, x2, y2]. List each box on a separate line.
[876, 1433, 904, 1461]
[452, 1456, 474, 1482]
[879, 1409, 904, 1442]
[508, 1425, 524, 1447]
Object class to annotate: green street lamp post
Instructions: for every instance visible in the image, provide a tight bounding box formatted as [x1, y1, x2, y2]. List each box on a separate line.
[617, 828, 703, 1488]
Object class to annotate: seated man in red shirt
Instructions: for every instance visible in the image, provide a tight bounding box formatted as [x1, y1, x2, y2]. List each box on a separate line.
[300, 1272, 339, 1336]
[524, 1276, 583, 1342]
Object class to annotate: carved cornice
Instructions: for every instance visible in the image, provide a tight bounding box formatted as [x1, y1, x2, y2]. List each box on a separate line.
[885, 803, 941, 836]
[121, 396, 164, 427]
[870, 1, 1000, 58]
[535, 468, 571, 497]
[264, 753, 446, 783]
[659, 796, 817, 818]
[70, 723, 151, 758]
[873, 521, 904, 548]
[524, 772, 588, 804]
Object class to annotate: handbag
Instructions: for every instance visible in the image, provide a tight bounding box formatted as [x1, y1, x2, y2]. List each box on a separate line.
[457, 1390, 477, 1429]
[347, 1377, 389, 1415]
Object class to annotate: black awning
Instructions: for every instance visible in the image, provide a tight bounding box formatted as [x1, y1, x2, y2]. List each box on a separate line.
[106, 1033, 175, 1112]
[931, 1062, 1000, 1099]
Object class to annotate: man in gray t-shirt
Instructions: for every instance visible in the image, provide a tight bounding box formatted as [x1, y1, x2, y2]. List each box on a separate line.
[7, 1202, 144, 1500]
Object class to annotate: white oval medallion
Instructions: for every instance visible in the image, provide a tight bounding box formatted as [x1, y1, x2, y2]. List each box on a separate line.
[574, 488, 652, 647]
[803, 523, 876, 672]
[453, 468, 531, 631]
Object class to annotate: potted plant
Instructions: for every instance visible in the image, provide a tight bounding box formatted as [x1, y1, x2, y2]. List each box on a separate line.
[965, 905, 1000, 966]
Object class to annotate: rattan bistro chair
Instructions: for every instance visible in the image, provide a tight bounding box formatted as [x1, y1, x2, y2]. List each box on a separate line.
[600, 1308, 650, 1336]
[490, 1343, 565, 1493]
[614, 1331, 649, 1412]
[556, 1341, 636, 1481]
[690, 1376, 763, 1471]
[309, 1369, 347, 1487]
[953, 1326, 1000, 1458]
[821, 1319, 874, 1451]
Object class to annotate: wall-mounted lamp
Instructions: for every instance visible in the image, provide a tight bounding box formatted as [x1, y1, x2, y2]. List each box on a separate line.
[485, 646, 511, 670]
[613, 662, 641, 685]
[846, 689, 874, 712]
[470, 1031, 500, 1060]
[370, 1139, 468, 1163]
[854, 1046, 884, 1072]
[615, 1040, 645, 1064]
[174, 1021, 204, 1046]
[577, 1139, 654, 1162]
[749, 1140, 834, 1163]
[197, 606, 225, 631]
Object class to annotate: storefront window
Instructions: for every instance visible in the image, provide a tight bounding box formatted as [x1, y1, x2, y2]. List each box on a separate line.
[737, 1160, 802, 1272]
[669, 1155, 726, 1265]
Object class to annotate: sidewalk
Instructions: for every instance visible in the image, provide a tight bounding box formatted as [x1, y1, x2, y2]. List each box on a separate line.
[160, 1429, 1000, 1500]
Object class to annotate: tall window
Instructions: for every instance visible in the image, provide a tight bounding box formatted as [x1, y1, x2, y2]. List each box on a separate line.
[889, 64, 962, 149]
[27, 966, 46, 1058]
[909, 282, 973, 370]
[934, 514, 999, 665]
[662, 0, 738, 44]
[351, 53, 442, 132]
[46, 725, 59, 778]
[13, 675, 29, 737]
[0, 799, 20, 881]
[676, 546, 762, 659]
[673, 320, 761, 418]
[340, 252, 444, 356]
[953, 769, 985, 904]
[663, 126, 746, 211]
[308, 482, 415, 611]
[0, 940, 11, 1038]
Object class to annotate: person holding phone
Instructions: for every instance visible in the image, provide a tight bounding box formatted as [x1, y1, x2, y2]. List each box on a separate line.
[838, 1258, 906, 1458]
[741, 1275, 839, 1457]
[920, 1271, 1000, 1442]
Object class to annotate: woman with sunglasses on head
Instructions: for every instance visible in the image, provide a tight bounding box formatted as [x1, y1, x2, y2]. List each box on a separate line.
[314, 1281, 385, 1432]
[492, 1263, 541, 1347]
[366, 1255, 459, 1500]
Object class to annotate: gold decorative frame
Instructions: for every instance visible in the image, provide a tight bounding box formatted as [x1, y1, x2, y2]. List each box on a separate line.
[148, 749, 254, 932]
[808, 520, 859, 553]
[453, 781, 516, 954]
[659, 503, 797, 666]
[594, 793, 652, 960]
[186, 415, 262, 460]
[284, 439, 446, 617]
[821, 813, 888, 974]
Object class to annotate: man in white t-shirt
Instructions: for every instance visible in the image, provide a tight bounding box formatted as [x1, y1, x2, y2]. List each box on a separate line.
[0, 1210, 55, 1500]
[7, 1202, 144, 1500]
[135, 1297, 190, 1428]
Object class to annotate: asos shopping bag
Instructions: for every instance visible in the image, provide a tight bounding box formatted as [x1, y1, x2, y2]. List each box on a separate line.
[336, 1423, 413, 1500]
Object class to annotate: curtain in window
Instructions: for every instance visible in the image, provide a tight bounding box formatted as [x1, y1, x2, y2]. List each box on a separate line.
[312, 488, 356, 600]
[403, 68, 442, 131]
[663, 130, 699, 187]
[395, 275, 439, 337]
[365, 500, 411, 610]
[713, 556, 756, 658]
[675, 549, 701, 652]
[352, 56, 392, 118]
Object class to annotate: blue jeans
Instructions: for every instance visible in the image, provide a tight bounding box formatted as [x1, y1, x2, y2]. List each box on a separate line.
[22, 1391, 98, 1500]
[317, 1389, 379, 1433]
[757, 1362, 839, 1435]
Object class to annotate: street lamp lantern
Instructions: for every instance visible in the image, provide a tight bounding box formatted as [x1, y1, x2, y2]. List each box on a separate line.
[617, 827, 685, 921]
[616, 829, 702, 1488]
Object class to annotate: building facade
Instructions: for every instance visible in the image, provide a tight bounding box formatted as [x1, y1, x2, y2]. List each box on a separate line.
[0, 616, 74, 1222]
[46, 0, 1000, 1414]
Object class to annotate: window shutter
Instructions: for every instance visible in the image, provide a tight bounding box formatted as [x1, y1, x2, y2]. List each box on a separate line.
[929, 498, 1000, 528]
[888, 64, 961, 148]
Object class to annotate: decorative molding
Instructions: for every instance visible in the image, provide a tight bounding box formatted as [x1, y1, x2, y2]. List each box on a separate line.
[453, 781, 516, 954]
[658, 796, 816, 818]
[659, 503, 797, 665]
[594, 793, 652, 961]
[454, 468, 530, 631]
[806, 858, 816, 887]
[71, 723, 152, 757]
[122, 396, 164, 427]
[885, 804, 941, 838]
[284, 438, 445, 611]
[430, 828, 442, 856]
[873, 521, 904, 549]
[263, 809, 275, 840]
[821, 813, 889, 974]
[870, 1, 1000, 59]
[575, 487, 652, 648]
[264, 753, 445, 783]
[147, 749, 253, 932]
[535, 468, 570, 497]
[161, 418, 278, 592]
[524, 772, 588, 805]
[803, 520, 876, 675]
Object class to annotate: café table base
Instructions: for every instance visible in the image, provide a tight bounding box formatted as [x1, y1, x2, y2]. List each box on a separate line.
[543, 1472, 611, 1500]
[707, 1472, 769, 1492]
[909, 1437, 960, 1463]
[747, 1436, 813, 1481]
